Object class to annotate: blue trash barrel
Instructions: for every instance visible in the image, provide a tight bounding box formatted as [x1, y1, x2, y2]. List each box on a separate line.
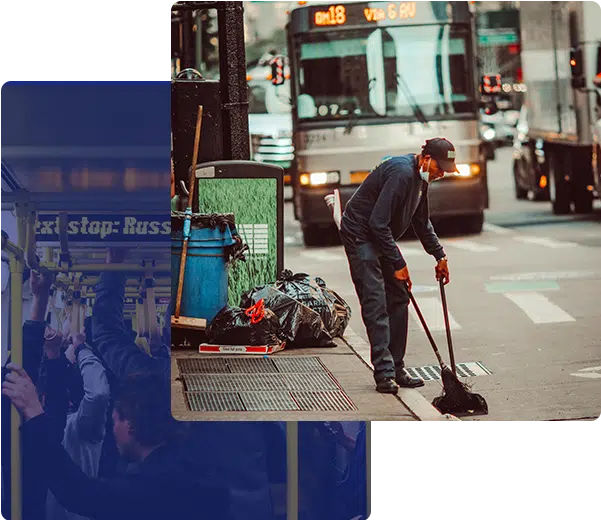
[171, 214, 236, 322]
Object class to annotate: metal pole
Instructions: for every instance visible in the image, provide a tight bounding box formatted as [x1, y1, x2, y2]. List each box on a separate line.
[286, 422, 299, 520]
[365, 422, 376, 520]
[217, 1, 250, 160]
[9, 253, 24, 520]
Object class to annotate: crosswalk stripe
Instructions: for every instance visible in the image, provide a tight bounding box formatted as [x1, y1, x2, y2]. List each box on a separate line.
[445, 240, 498, 252]
[483, 223, 512, 234]
[409, 297, 461, 332]
[503, 292, 576, 324]
[513, 236, 578, 248]
[300, 250, 345, 262]
[397, 246, 428, 257]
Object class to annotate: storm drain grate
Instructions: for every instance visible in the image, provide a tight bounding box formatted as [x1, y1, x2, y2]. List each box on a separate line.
[405, 362, 492, 382]
[178, 356, 356, 412]
[291, 391, 356, 412]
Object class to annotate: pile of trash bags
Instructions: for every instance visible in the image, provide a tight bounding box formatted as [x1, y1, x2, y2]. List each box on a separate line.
[206, 299, 283, 347]
[207, 270, 351, 348]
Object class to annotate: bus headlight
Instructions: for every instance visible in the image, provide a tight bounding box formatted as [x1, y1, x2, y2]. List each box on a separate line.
[453, 164, 481, 178]
[299, 171, 340, 186]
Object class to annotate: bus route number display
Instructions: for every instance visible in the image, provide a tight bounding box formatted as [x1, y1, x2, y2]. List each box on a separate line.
[312, 3, 417, 27]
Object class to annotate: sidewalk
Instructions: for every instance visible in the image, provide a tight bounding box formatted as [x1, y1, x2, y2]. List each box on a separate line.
[171, 330, 453, 421]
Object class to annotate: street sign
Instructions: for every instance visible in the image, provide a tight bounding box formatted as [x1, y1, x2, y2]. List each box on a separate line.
[478, 30, 518, 46]
[35, 213, 170, 247]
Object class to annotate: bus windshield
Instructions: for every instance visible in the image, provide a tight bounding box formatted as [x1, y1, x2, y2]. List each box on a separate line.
[295, 25, 474, 121]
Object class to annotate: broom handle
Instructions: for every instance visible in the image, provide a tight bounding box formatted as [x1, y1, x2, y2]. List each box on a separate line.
[408, 290, 445, 367]
[439, 279, 457, 375]
[174, 105, 203, 320]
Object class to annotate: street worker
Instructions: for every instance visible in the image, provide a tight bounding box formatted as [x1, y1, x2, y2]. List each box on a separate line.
[340, 138, 453, 395]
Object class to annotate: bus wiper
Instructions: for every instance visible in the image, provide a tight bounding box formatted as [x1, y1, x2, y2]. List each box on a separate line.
[395, 73, 429, 126]
[344, 78, 376, 135]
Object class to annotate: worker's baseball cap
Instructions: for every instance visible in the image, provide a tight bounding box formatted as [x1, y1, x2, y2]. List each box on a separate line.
[422, 138, 459, 173]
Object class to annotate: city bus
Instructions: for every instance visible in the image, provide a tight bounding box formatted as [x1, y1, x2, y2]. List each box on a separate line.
[286, 1, 490, 245]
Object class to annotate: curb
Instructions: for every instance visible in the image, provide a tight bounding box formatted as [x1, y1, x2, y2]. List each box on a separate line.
[343, 328, 460, 422]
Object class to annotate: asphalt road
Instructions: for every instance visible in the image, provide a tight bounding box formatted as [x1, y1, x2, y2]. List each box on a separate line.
[283, 147, 601, 421]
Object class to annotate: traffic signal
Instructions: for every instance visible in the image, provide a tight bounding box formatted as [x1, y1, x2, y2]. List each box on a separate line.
[570, 48, 583, 76]
[270, 56, 286, 86]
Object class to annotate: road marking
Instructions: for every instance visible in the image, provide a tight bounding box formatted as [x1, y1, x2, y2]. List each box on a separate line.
[570, 366, 601, 379]
[397, 246, 429, 257]
[300, 250, 345, 262]
[503, 292, 575, 324]
[445, 240, 498, 252]
[513, 236, 578, 248]
[485, 280, 560, 293]
[490, 271, 596, 282]
[483, 222, 511, 234]
[409, 297, 461, 331]
[570, 372, 601, 379]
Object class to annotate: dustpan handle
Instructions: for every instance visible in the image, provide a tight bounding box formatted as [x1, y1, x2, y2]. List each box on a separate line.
[408, 290, 445, 368]
[438, 278, 456, 375]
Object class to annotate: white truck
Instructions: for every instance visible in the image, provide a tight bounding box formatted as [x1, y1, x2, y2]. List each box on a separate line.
[520, 1, 601, 214]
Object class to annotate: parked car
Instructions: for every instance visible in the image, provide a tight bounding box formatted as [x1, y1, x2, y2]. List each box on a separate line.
[512, 106, 550, 201]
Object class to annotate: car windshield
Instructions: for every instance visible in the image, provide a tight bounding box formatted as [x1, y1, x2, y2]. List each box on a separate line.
[295, 25, 474, 120]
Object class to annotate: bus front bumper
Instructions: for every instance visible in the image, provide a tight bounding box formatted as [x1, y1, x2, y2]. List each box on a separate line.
[294, 174, 487, 227]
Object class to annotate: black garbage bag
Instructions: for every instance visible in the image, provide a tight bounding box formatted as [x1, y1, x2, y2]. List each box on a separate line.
[314, 277, 351, 338]
[274, 270, 351, 338]
[206, 299, 284, 346]
[241, 286, 335, 348]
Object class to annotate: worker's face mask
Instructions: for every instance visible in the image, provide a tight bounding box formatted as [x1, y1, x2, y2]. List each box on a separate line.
[420, 158, 432, 183]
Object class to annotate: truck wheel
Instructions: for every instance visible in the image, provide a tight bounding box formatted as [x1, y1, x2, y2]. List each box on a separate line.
[548, 150, 571, 215]
[573, 190, 594, 214]
[302, 224, 324, 247]
[460, 213, 484, 235]
[513, 162, 528, 199]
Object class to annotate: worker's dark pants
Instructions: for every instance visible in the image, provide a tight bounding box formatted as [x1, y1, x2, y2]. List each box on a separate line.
[341, 233, 409, 383]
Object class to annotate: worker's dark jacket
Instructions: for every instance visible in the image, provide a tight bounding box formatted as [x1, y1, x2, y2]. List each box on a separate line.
[341, 154, 445, 269]
[1, 320, 53, 520]
[21, 413, 229, 520]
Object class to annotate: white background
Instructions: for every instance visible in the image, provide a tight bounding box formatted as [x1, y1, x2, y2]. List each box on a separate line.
[0, 0, 169, 80]
[1, 1, 599, 519]
[371, 422, 599, 519]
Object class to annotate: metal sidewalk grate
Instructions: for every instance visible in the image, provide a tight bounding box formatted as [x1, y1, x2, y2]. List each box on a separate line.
[240, 391, 299, 411]
[291, 391, 356, 412]
[405, 362, 492, 382]
[178, 356, 356, 412]
[185, 392, 245, 412]
[177, 358, 230, 374]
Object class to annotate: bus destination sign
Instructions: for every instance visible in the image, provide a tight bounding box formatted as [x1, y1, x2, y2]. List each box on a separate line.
[312, 3, 417, 27]
[304, 2, 466, 30]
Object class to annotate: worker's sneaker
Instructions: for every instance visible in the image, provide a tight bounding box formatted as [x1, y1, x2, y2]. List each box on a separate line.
[396, 371, 425, 388]
[376, 377, 399, 395]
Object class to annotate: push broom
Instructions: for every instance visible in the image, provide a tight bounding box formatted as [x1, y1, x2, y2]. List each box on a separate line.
[409, 282, 488, 417]
[171, 105, 208, 332]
